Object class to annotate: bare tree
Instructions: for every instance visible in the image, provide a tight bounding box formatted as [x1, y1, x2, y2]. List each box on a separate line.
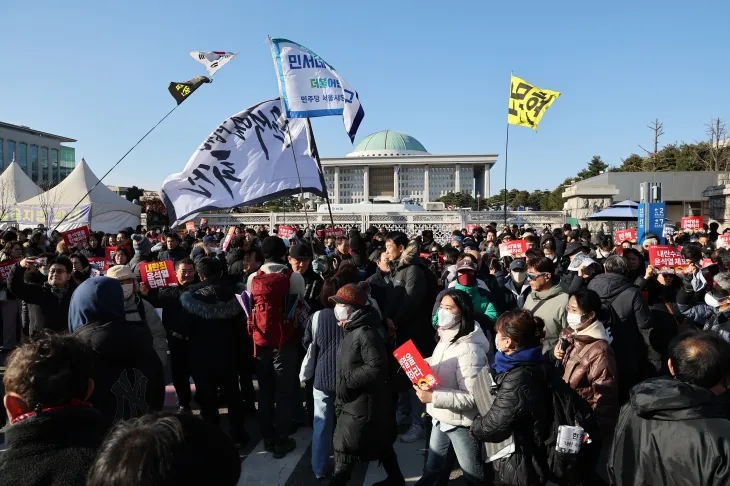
[695, 117, 730, 172]
[36, 178, 62, 229]
[639, 119, 665, 171]
[0, 177, 15, 222]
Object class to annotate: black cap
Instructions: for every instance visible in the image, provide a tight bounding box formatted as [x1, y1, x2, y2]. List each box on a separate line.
[289, 243, 313, 260]
[261, 236, 287, 260]
[564, 241, 588, 257]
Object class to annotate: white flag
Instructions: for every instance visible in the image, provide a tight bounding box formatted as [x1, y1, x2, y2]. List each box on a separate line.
[269, 37, 364, 142]
[161, 99, 325, 227]
[189, 51, 237, 77]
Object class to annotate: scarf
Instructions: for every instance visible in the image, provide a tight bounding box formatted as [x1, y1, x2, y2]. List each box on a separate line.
[492, 346, 543, 374]
[47, 283, 70, 302]
[576, 320, 612, 343]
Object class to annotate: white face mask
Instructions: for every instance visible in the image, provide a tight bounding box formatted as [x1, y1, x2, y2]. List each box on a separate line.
[436, 308, 460, 329]
[511, 271, 527, 285]
[334, 304, 351, 321]
[121, 283, 135, 300]
[494, 337, 502, 354]
[566, 312, 584, 329]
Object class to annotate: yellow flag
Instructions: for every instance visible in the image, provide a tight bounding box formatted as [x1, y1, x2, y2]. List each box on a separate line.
[507, 75, 561, 130]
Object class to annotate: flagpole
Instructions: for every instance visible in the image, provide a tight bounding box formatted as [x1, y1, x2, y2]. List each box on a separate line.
[52, 104, 179, 232]
[503, 123, 510, 226]
[305, 120, 336, 230]
[284, 121, 317, 256]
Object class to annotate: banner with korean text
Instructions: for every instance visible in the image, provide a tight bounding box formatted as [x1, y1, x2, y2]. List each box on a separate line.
[161, 99, 325, 228]
[648, 245, 687, 274]
[62, 226, 90, 249]
[499, 240, 528, 258]
[393, 340, 439, 391]
[269, 37, 364, 142]
[140, 261, 177, 289]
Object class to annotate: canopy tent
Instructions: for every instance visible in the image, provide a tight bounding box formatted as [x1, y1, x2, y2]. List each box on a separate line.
[17, 159, 141, 233]
[1, 161, 43, 204]
[587, 199, 638, 222]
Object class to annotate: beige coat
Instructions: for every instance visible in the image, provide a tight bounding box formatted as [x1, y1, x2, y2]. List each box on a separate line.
[426, 324, 490, 427]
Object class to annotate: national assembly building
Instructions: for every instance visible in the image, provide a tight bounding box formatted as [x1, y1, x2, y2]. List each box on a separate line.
[319, 130, 497, 205]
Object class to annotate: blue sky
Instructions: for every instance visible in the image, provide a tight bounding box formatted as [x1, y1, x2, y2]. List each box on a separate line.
[2, 0, 729, 194]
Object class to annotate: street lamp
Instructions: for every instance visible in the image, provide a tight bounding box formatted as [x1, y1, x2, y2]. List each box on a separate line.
[477, 192, 481, 211]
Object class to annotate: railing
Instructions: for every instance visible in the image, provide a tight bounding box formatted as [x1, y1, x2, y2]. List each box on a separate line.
[148, 210, 566, 244]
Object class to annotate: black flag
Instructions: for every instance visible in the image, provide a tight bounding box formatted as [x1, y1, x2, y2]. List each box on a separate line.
[167, 75, 211, 105]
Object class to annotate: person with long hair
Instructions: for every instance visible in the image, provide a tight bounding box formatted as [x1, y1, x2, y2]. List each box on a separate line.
[470, 309, 551, 486]
[414, 289, 489, 485]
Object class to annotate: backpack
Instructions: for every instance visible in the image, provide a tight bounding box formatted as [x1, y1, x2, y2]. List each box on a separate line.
[543, 373, 602, 486]
[249, 268, 294, 351]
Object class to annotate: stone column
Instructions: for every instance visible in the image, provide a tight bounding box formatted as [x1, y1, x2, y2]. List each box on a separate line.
[334, 166, 340, 204]
[455, 164, 461, 193]
[423, 166, 430, 203]
[363, 166, 369, 202]
[393, 165, 400, 200]
[484, 165, 490, 199]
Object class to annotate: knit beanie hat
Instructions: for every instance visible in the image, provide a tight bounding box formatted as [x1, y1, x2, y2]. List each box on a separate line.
[132, 234, 152, 255]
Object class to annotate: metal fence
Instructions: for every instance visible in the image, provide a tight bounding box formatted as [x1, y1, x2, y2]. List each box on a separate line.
[148, 210, 566, 244]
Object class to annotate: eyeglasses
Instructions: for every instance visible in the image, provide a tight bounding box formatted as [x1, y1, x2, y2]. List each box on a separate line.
[526, 272, 547, 279]
[49, 269, 67, 275]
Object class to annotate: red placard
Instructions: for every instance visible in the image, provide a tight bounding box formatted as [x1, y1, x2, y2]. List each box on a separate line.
[466, 224, 480, 234]
[221, 227, 236, 252]
[719, 234, 730, 249]
[62, 226, 90, 249]
[199, 218, 209, 228]
[324, 227, 345, 238]
[278, 225, 297, 240]
[614, 228, 636, 244]
[185, 221, 196, 233]
[498, 240, 528, 258]
[104, 246, 119, 269]
[140, 260, 177, 289]
[0, 259, 20, 281]
[393, 340, 440, 390]
[648, 245, 688, 274]
[681, 216, 704, 231]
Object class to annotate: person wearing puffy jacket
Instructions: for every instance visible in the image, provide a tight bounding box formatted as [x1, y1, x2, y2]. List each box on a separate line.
[414, 289, 489, 485]
[470, 309, 550, 486]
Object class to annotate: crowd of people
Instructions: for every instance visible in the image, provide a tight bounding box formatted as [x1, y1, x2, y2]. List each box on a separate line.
[1, 220, 730, 485]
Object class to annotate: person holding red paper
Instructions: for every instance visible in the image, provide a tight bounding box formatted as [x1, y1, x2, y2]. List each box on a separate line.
[414, 289, 489, 485]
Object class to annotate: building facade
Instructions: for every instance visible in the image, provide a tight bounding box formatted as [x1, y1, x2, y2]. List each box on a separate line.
[0, 122, 77, 185]
[319, 130, 497, 205]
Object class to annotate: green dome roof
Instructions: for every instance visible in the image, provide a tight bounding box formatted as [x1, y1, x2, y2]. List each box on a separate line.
[348, 130, 428, 157]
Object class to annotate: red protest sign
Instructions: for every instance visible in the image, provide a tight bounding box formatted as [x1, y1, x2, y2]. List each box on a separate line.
[466, 224, 480, 234]
[0, 259, 20, 281]
[614, 228, 636, 244]
[681, 216, 704, 231]
[62, 226, 90, 249]
[278, 225, 297, 240]
[185, 221, 196, 233]
[200, 218, 209, 228]
[719, 234, 730, 249]
[87, 257, 106, 273]
[324, 227, 345, 238]
[498, 240, 528, 258]
[648, 245, 688, 274]
[140, 260, 177, 289]
[393, 340, 440, 390]
[221, 227, 236, 252]
[104, 246, 119, 269]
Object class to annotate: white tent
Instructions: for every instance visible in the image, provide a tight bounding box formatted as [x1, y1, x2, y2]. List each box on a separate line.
[18, 159, 141, 233]
[1, 161, 42, 204]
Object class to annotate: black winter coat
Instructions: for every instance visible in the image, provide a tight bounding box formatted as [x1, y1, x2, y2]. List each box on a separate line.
[157, 245, 190, 263]
[608, 376, 730, 486]
[74, 320, 165, 428]
[142, 284, 192, 336]
[0, 407, 106, 486]
[226, 247, 246, 284]
[587, 273, 655, 398]
[333, 306, 395, 465]
[7, 264, 76, 335]
[470, 364, 550, 486]
[180, 279, 243, 371]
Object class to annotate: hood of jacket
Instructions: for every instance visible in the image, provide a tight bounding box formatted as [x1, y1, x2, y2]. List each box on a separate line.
[180, 280, 241, 320]
[587, 272, 635, 300]
[395, 242, 420, 267]
[68, 277, 125, 333]
[531, 283, 565, 301]
[343, 305, 380, 333]
[630, 376, 727, 421]
[505, 277, 531, 296]
[453, 324, 490, 355]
